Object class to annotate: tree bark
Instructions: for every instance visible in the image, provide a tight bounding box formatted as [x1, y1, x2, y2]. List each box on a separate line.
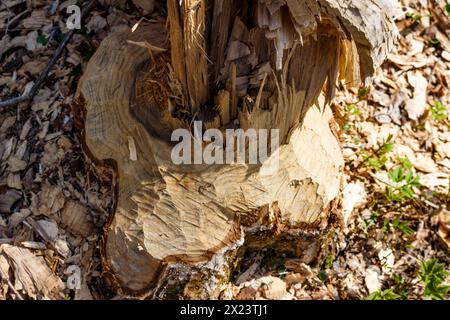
[74, 0, 397, 297]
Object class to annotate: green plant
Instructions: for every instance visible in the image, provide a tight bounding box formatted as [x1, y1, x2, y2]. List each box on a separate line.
[362, 135, 394, 171]
[368, 275, 409, 300]
[367, 289, 401, 300]
[386, 161, 421, 202]
[392, 218, 414, 237]
[343, 122, 353, 131]
[419, 259, 450, 300]
[346, 103, 361, 116]
[318, 270, 328, 282]
[430, 101, 448, 121]
[446, 4, 450, 16]
[398, 157, 413, 170]
[36, 34, 48, 45]
[383, 218, 414, 238]
[318, 255, 334, 283]
[406, 12, 422, 21]
[367, 158, 386, 172]
[362, 211, 379, 232]
[358, 87, 370, 100]
[392, 275, 409, 300]
[430, 38, 441, 47]
[324, 255, 335, 269]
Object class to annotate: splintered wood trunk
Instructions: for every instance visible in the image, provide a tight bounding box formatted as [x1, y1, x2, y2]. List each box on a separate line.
[75, 0, 397, 297]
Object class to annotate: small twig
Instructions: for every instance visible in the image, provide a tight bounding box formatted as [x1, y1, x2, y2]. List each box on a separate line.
[0, 267, 24, 300]
[3, 9, 29, 35]
[0, 0, 26, 10]
[423, 199, 440, 210]
[2, 1, 13, 36]
[0, 0, 96, 110]
[6, 278, 24, 300]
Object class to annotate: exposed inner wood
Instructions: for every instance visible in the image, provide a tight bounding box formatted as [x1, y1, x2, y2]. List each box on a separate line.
[165, 0, 397, 143]
[75, 0, 397, 293]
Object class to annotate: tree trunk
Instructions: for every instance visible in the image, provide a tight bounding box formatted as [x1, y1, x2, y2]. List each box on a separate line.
[74, 0, 397, 297]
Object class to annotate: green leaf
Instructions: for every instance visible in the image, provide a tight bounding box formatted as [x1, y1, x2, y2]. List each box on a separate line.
[318, 270, 328, 282]
[389, 167, 404, 183]
[393, 219, 414, 237]
[358, 87, 370, 100]
[445, 4, 450, 16]
[430, 101, 448, 121]
[430, 38, 441, 47]
[346, 104, 360, 116]
[367, 289, 401, 300]
[419, 259, 450, 300]
[36, 34, 47, 45]
[325, 255, 335, 269]
[406, 12, 422, 21]
[368, 158, 382, 171]
[379, 143, 394, 155]
[343, 123, 352, 131]
[399, 157, 413, 170]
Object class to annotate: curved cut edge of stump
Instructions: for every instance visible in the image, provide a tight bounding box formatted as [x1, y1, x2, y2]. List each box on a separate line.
[75, 23, 343, 293]
[74, 1, 397, 294]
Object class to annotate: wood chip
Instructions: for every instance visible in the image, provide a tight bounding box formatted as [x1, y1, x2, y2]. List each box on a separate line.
[7, 173, 22, 190]
[132, 0, 155, 14]
[61, 201, 94, 237]
[8, 209, 31, 229]
[35, 219, 59, 242]
[0, 189, 21, 213]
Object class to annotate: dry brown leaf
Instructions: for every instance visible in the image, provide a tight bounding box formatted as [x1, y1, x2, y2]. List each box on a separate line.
[0, 254, 9, 279]
[388, 53, 432, 69]
[436, 210, 450, 250]
[19, 119, 32, 140]
[405, 71, 428, 120]
[132, 0, 155, 14]
[41, 141, 64, 168]
[86, 15, 107, 34]
[259, 276, 288, 300]
[0, 116, 16, 133]
[0, 244, 64, 299]
[17, 60, 46, 77]
[7, 156, 27, 173]
[36, 184, 65, 216]
[1, 137, 16, 161]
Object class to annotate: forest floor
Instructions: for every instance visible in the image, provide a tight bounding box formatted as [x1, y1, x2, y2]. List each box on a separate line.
[0, 0, 449, 300]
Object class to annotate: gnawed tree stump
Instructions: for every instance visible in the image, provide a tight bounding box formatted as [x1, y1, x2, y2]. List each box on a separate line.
[75, 0, 397, 296]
